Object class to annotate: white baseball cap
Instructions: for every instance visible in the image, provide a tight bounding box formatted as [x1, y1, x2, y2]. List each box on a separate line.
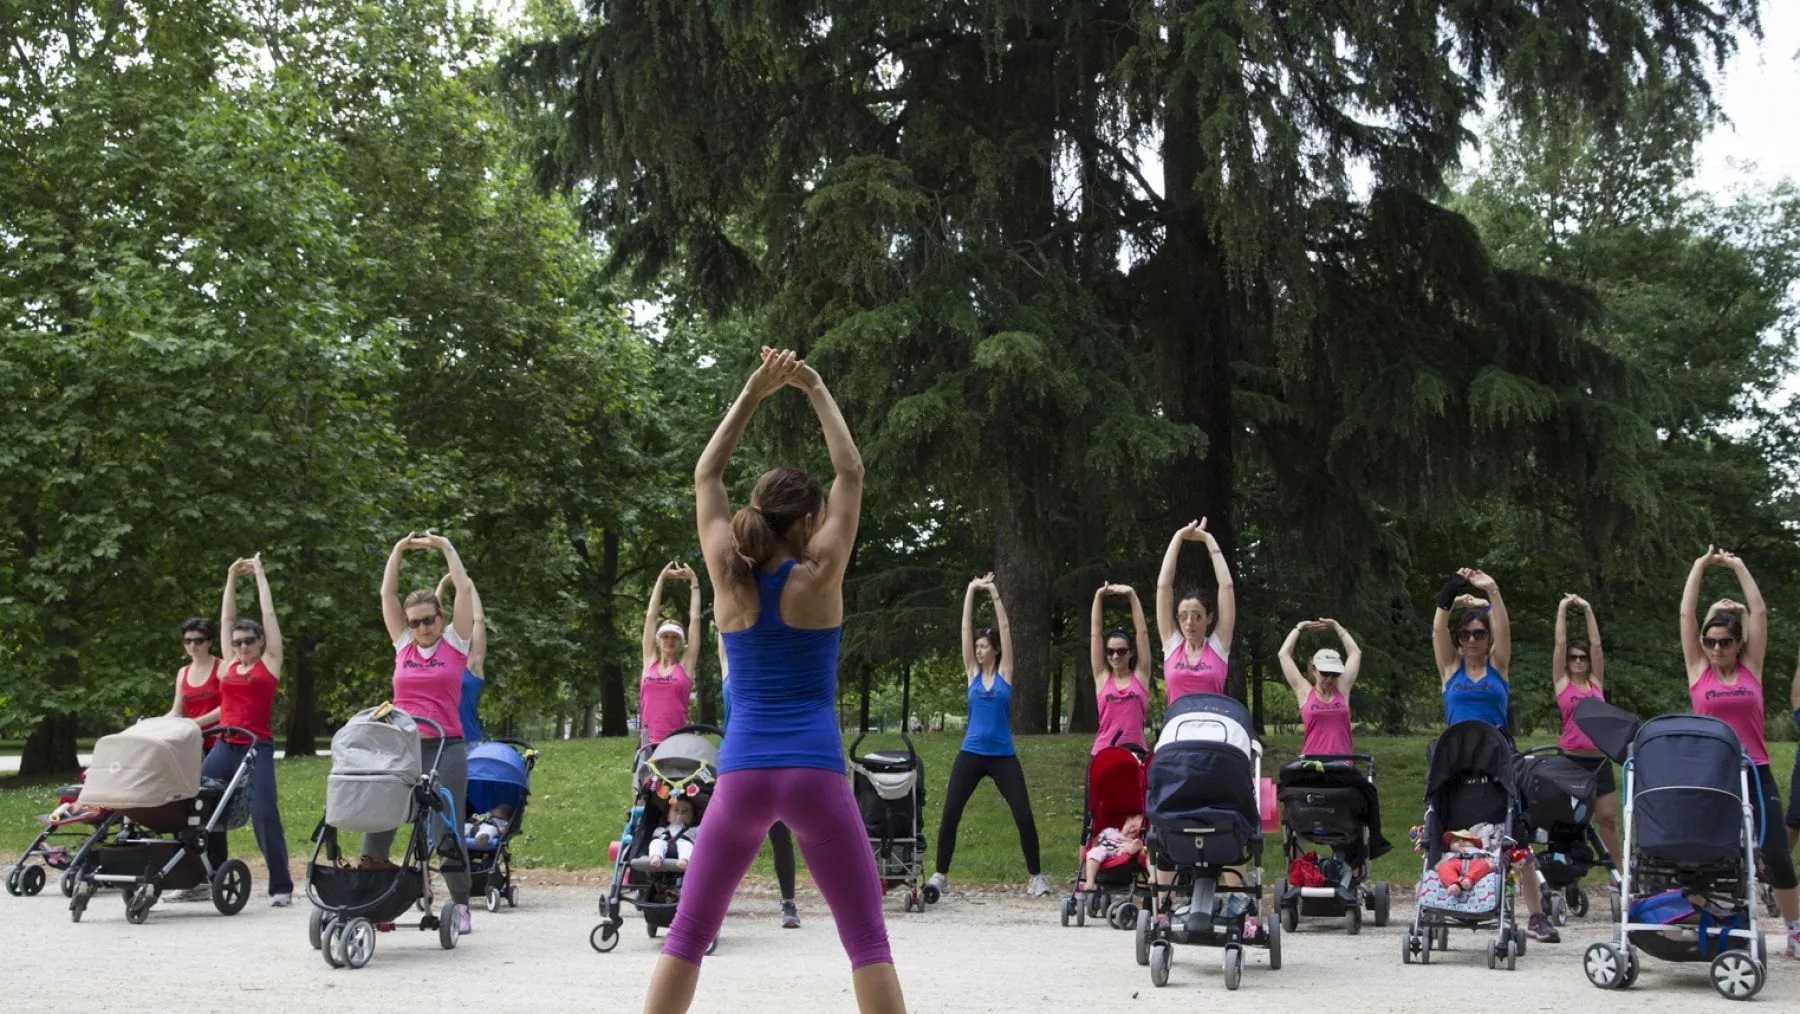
[1311, 648, 1346, 674]
[656, 620, 686, 641]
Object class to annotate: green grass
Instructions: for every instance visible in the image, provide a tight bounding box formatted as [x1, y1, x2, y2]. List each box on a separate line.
[5, 734, 1794, 887]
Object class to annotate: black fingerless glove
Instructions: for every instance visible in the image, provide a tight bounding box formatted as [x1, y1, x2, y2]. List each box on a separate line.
[1436, 574, 1469, 612]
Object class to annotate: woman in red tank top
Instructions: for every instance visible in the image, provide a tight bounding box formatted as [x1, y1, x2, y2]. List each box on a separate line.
[198, 555, 294, 905]
[167, 617, 223, 748]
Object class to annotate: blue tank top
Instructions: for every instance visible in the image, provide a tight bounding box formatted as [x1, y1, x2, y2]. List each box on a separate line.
[1443, 662, 1509, 730]
[458, 668, 484, 744]
[717, 561, 845, 774]
[961, 671, 1014, 757]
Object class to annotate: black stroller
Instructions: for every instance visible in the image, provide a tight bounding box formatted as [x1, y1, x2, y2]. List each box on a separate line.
[1142, 693, 1280, 991]
[1274, 754, 1391, 933]
[466, 739, 536, 912]
[8, 776, 112, 900]
[1574, 703, 1769, 1001]
[306, 706, 469, 968]
[592, 725, 719, 953]
[1403, 720, 1525, 970]
[66, 717, 258, 924]
[849, 730, 931, 912]
[1515, 746, 1619, 926]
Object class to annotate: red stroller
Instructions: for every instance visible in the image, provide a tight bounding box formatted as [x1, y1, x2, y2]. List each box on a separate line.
[1060, 744, 1149, 930]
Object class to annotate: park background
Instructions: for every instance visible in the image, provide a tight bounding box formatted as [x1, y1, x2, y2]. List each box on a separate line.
[4, 2, 1800, 882]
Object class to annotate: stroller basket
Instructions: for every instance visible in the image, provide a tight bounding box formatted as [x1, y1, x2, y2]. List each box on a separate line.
[310, 863, 426, 924]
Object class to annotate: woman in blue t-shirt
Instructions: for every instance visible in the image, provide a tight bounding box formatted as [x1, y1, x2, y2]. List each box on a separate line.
[925, 574, 1045, 900]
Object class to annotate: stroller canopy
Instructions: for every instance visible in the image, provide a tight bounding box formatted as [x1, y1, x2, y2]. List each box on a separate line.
[1157, 693, 1254, 757]
[468, 742, 531, 815]
[1087, 745, 1148, 841]
[1572, 697, 1642, 765]
[1632, 713, 1747, 864]
[78, 717, 204, 809]
[1425, 721, 1516, 843]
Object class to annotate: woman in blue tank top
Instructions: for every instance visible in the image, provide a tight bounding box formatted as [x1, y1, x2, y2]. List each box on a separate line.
[645, 349, 903, 1014]
[1431, 567, 1554, 941]
[925, 574, 1045, 901]
[437, 573, 488, 743]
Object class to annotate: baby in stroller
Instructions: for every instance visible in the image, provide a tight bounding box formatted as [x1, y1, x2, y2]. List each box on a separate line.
[1079, 812, 1145, 895]
[648, 797, 699, 871]
[466, 804, 513, 847]
[1435, 825, 1505, 895]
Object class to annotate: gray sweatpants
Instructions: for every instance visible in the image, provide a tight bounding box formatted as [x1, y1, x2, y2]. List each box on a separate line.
[359, 737, 469, 905]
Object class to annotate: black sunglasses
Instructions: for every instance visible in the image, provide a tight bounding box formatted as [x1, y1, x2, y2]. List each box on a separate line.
[1105, 647, 1131, 657]
[1567, 654, 1589, 662]
[182, 636, 209, 645]
[1457, 628, 1489, 642]
[1701, 636, 1737, 649]
[230, 637, 259, 648]
[407, 615, 441, 629]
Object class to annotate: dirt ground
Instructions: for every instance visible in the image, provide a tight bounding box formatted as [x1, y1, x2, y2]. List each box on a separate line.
[2, 869, 1795, 1012]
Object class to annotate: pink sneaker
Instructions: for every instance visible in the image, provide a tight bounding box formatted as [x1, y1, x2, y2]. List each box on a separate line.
[457, 905, 472, 934]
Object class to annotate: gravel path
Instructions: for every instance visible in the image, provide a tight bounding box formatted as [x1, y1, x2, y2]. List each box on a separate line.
[2, 871, 1794, 1011]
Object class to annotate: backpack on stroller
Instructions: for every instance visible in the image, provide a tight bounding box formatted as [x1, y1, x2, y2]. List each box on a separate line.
[849, 730, 930, 913]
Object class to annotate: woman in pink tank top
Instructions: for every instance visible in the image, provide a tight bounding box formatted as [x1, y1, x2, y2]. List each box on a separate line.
[1089, 583, 1151, 755]
[640, 561, 702, 747]
[1154, 519, 1236, 703]
[1277, 618, 1360, 756]
[1551, 593, 1619, 864]
[1681, 547, 1799, 948]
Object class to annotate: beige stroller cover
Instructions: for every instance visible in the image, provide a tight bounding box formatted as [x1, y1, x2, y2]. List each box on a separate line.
[326, 705, 423, 833]
[77, 717, 204, 809]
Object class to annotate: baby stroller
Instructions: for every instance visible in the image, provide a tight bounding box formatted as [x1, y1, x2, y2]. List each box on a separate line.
[1515, 745, 1619, 926]
[66, 717, 258, 924]
[7, 775, 114, 900]
[306, 705, 469, 969]
[849, 729, 931, 912]
[466, 739, 536, 913]
[1142, 693, 1280, 991]
[1575, 706, 1768, 1000]
[591, 724, 720, 953]
[1275, 753, 1391, 933]
[1403, 719, 1523, 970]
[1060, 741, 1148, 930]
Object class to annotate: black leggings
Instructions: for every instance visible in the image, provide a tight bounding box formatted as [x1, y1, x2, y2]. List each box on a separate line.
[934, 751, 1041, 876]
[1751, 765, 1797, 891]
[769, 820, 796, 900]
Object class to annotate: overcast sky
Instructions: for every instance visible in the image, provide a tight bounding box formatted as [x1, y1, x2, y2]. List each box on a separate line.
[1697, 5, 1800, 195]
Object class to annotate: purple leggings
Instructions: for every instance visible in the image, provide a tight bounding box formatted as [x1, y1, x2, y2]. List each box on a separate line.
[662, 767, 893, 970]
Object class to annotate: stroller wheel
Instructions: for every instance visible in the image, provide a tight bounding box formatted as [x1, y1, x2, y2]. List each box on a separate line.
[907, 889, 923, 913]
[506, 885, 518, 908]
[308, 908, 328, 950]
[1135, 906, 1152, 966]
[1221, 944, 1243, 991]
[68, 880, 92, 923]
[1708, 950, 1764, 1000]
[1075, 900, 1087, 928]
[124, 883, 157, 924]
[1609, 892, 1622, 925]
[60, 869, 77, 898]
[647, 920, 660, 938]
[1549, 892, 1569, 927]
[211, 859, 250, 916]
[922, 882, 940, 905]
[1060, 896, 1074, 927]
[1371, 882, 1391, 927]
[590, 922, 620, 953]
[1148, 941, 1172, 987]
[1505, 938, 1518, 971]
[438, 901, 460, 950]
[1569, 885, 1590, 918]
[1266, 909, 1282, 971]
[21, 865, 46, 896]
[342, 917, 377, 969]
[1345, 903, 1362, 935]
[1109, 900, 1135, 930]
[1419, 929, 1432, 964]
[4, 866, 20, 896]
[1434, 924, 1449, 952]
[323, 921, 347, 968]
[486, 887, 502, 913]
[1486, 940, 1498, 970]
[1402, 930, 1414, 964]
[1620, 946, 1640, 987]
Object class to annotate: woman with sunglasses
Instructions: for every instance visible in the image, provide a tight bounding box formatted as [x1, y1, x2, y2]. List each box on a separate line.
[200, 556, 294, 905]
[1433, 567, 1556, 941]
[1155, 519, 1236, 703]
[1090, 583, 1151, 756]
[167, 617, 223, 744]
[1680, 547, 1800, 956]
[644, 348, 902, 1014]
[369, 532, 477, 936]
[641, 562, 702, 749]
[1551, 593, 1620, 865]
[1277, 618, 1360, 757]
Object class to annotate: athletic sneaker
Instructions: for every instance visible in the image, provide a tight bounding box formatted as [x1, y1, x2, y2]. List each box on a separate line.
[781, 900, 800, 929]
[1026, 874, 1051, 897]
[457, 904, 472, 934]
[1786, 922, 1800, 958]
[925, 872, 947, 895]
[270, 893, 292, 907]
[1527, 913, 1559, 943]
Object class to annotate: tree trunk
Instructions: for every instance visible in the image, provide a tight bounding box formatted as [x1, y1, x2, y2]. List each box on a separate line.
[20, 621, 82, 775]
[1048, 657, 1062, 734]
[597, 527, 627, 736]
[282, 630, 320, 757]
[583, 705, 599, 737]
[996, 500, 1054, 735]
[1250, 648, 1265, 734]
[857, 660, 872, 733]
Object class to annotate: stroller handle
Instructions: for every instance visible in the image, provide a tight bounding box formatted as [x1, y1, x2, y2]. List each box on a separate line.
[1514, 744, 1567, 759]
[198, 724, 259, 744]
[414, 715, 447, 739]
[847, 727, 916, 760]
[1295, 751, 1374, 776]
[666, 723, 724, 739]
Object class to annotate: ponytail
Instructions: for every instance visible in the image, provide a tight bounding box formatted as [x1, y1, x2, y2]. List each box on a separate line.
[730, 467, 824, 574]
[731, 506, 781, 572]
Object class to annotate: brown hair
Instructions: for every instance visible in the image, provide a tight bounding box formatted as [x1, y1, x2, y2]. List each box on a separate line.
[730, 467, 823, 572]
[402, 590, 443, 614]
